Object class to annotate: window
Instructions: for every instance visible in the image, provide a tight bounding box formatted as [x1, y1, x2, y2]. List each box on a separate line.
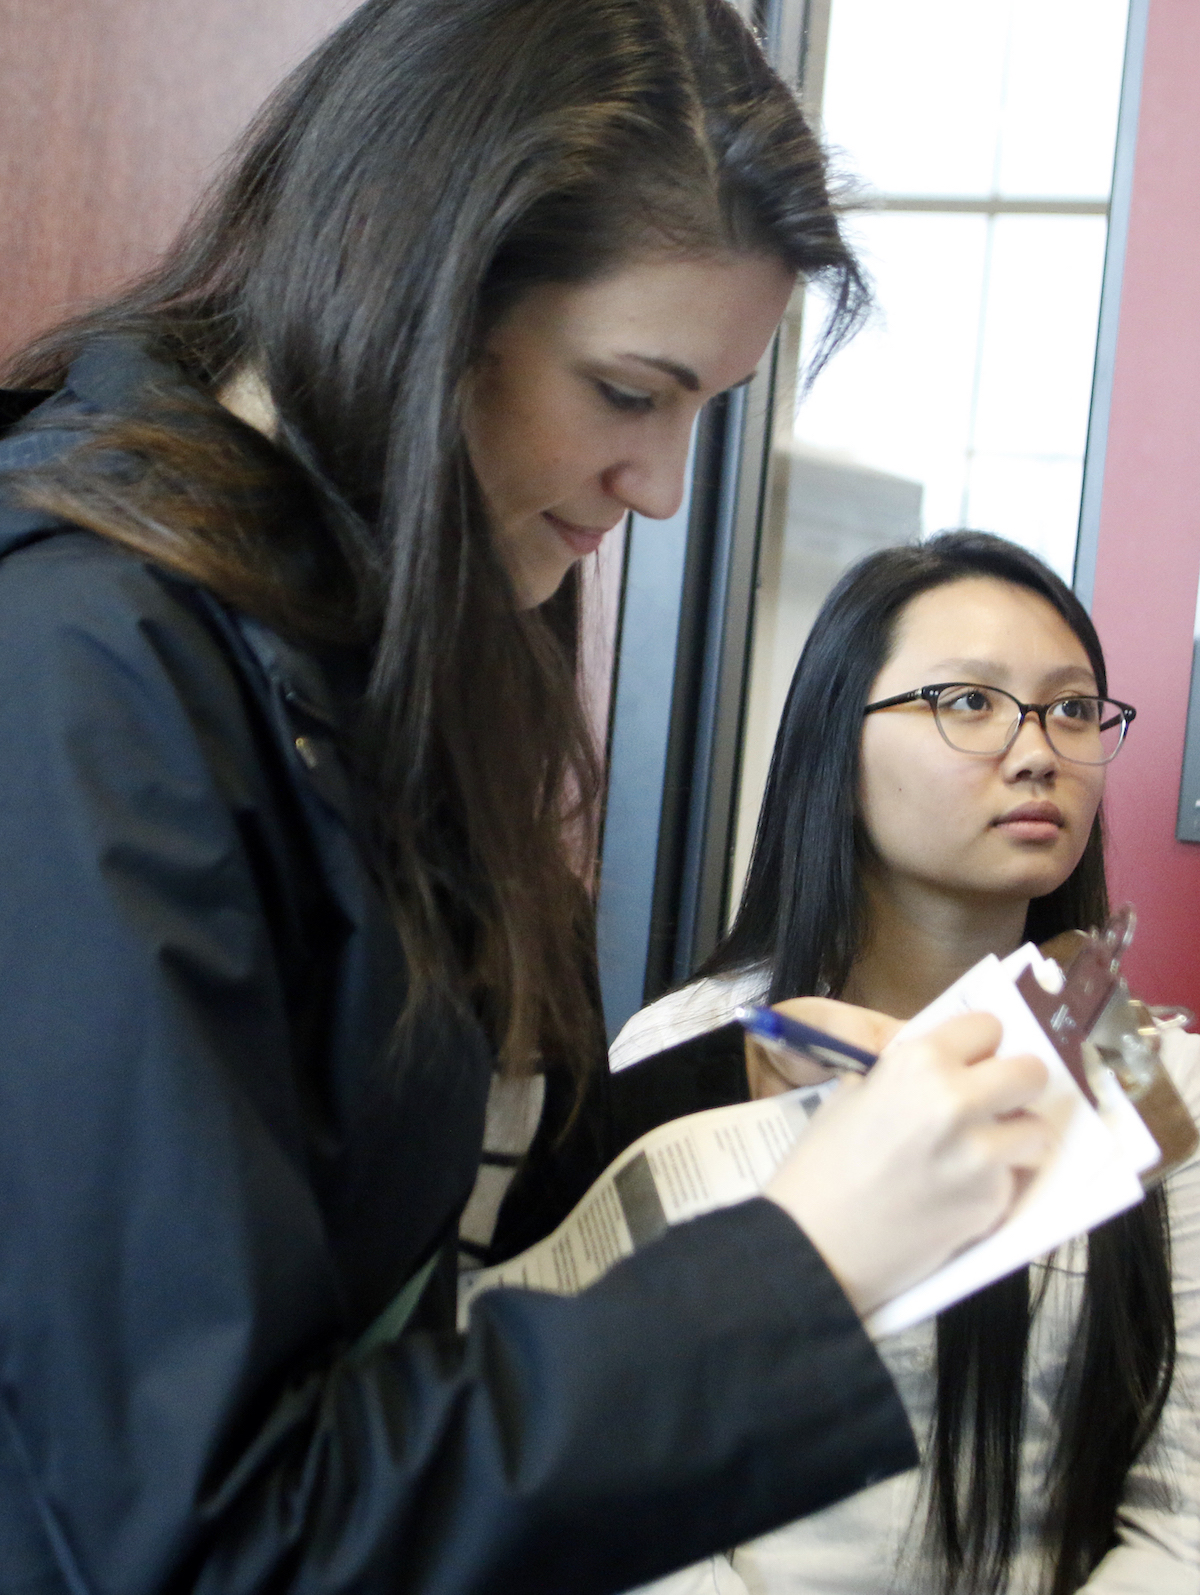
[732, 0, 1131, 902]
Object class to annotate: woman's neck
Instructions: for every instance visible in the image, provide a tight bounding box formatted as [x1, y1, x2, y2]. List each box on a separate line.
[839, 874, 1030, 1021]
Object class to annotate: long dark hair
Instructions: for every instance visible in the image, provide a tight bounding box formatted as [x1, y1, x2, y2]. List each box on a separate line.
[2, 0, 865, 1076]
[705, 531, 1174, 1594]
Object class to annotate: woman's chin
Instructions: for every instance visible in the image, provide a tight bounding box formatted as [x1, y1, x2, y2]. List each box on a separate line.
[509, 554, 575, 609]
[989, 865, 1076, 907]
[933, 861, 1076, 913]
[985, 835, 1086, 900]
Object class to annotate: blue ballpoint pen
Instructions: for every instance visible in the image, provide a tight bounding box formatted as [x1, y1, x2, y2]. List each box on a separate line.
[735, 1004, 878, 1075]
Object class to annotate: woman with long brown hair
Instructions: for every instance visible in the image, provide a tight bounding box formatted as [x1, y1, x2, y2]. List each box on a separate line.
[0, 5, 1052, 1590]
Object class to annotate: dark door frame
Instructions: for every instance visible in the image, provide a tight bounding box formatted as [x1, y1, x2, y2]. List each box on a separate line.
[595, 0, 810, 1037]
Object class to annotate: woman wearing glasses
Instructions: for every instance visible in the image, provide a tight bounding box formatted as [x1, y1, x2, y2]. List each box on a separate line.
[611, 531, 1200, 1595]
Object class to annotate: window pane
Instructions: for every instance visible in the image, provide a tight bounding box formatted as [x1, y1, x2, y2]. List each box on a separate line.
[795, 212, 989, 532]
[963, 455, 1084, 579]
[821, 0, 1009, 196]
[973, 215, 1108, 460]
[821, 0, 1129, 200]
[797, 208, 982, 510]
[996, 0, 1129, 197]
[789, 212, 1105, 593]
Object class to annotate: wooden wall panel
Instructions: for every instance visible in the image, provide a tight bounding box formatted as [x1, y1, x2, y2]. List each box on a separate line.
[0, 0, 358, 365]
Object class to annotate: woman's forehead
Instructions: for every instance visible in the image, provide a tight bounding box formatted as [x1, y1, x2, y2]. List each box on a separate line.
[883, 577, 1096, 684]
[499, 254, 794, 394]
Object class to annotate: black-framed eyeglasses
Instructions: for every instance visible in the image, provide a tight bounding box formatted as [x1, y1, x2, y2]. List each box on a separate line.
[862, 683, 1137, 765]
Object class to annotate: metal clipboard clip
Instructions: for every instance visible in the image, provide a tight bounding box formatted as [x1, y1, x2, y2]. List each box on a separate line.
[1016, 906, 1198, 1188]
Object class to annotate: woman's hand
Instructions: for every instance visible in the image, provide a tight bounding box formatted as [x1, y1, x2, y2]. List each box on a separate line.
[763, 1012, 1051, 1318]
[744, 996, 904, 1097]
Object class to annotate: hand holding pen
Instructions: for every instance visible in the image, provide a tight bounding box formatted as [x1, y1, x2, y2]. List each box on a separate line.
[736, 1001, 1053, 1317]
[737, 997, 900, 1099]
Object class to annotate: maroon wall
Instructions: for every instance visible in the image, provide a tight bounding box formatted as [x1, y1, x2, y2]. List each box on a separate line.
[0, 0, 358, 365]
[1090, 0, 1200, 1011]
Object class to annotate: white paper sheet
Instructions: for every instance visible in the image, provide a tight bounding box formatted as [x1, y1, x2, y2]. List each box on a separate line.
[865, 951, 1144, 1335]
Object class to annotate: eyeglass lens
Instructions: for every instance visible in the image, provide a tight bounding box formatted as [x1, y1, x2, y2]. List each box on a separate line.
[933, 686, 1127, 763]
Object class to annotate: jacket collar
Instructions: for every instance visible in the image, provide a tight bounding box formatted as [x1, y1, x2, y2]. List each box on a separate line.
[0, 337, 199, 557]
[65, 335, 196, 414]
[0, 336, 371, 834]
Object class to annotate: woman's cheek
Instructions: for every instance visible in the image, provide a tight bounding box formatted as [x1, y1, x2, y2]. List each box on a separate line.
[1087, 767, 1107, 823]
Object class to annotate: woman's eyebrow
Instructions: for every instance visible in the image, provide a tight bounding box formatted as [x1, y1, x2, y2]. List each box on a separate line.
[929, 658, 1098, 690]
[1040, 663, 1100, 691]
[927, 657, 1009, 680]
[620, 353, 758, 393]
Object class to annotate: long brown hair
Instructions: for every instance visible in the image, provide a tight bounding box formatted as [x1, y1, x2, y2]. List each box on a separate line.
[4, 0, 865, 1075]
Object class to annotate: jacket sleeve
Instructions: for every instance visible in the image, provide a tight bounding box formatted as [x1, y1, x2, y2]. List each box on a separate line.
[0, 535, 916, 1595]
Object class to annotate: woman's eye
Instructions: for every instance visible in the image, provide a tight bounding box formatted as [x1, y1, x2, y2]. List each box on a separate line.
[595, 380, 655, 414]
[944, 688, 993, 715]
[1050, 697, 1097, 725]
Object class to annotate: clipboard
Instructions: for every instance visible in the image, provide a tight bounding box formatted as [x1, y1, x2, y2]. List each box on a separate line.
[1028, 908, 1198, 1188]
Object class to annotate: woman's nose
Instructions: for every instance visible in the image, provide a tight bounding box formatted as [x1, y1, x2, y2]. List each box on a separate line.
[1003, 712, 1060, 779]
[603, 421, 695, 521]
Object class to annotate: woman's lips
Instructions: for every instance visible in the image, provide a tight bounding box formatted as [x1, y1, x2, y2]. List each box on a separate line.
[542, 510, 615, 557]
[991, 801, 1065, 843]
